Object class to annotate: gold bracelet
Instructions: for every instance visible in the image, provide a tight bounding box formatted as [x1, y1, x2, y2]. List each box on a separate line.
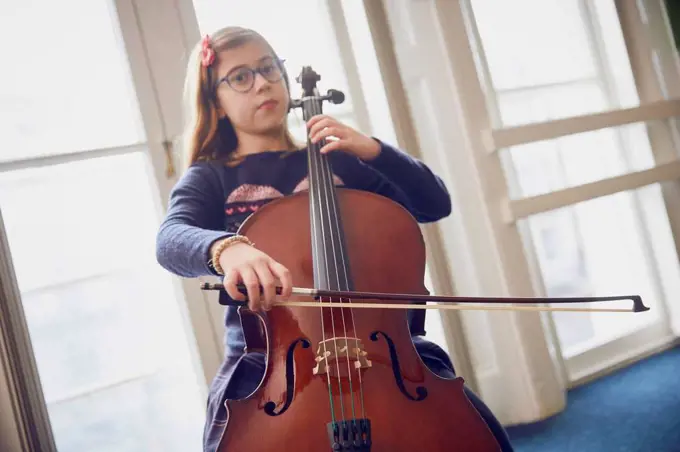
[210, 235, 255, 275]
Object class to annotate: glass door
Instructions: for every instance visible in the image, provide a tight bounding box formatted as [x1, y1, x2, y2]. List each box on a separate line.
[0, 0, 208, 449]
[463, 0, 679, 382]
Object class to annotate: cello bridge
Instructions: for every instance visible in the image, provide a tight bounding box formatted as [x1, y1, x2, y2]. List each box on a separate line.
[313, 337, 372, 376]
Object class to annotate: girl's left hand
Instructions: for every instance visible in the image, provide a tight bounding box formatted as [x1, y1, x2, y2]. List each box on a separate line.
[307, 115, 381, 161]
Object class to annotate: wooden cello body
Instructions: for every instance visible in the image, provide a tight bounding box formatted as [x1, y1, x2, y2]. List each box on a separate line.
[215, 67, 502, 452]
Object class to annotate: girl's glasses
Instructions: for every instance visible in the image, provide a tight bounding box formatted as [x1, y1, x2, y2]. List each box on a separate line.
[217, 58, 285, 93]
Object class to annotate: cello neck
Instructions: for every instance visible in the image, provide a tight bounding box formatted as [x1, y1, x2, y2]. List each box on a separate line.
[295, 66, 353, 292]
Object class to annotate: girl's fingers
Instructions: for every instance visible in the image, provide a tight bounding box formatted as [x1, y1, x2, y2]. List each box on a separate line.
[310, 126, 344, 144]
[319, 140, 345, 154]
[269, 261, 293, 299]
[307, 116, 336, 138]
[223, 269, 244, 301]
[239, 265, 262, 311]
[253, 261, 277, 310]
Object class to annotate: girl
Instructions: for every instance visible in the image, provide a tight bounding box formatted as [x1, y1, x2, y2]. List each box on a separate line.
[156, 26, 513, 452]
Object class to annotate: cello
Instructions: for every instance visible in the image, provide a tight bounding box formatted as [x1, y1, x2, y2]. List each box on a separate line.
[202, 67, 648, 451]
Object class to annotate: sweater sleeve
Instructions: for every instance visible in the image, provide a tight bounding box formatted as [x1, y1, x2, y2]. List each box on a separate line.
[155, 162, 232, 278]
[356, 139, 452, 223]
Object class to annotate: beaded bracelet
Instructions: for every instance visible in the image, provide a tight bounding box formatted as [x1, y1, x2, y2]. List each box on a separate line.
[210, 235, 255, 275]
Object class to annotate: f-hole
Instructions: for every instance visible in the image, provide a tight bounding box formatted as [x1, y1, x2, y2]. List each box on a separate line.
[264, 338, 310, 416]
[370, 331, 427, 402]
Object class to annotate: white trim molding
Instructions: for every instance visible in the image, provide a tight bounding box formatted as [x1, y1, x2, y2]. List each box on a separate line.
[0, 210, 57, 452]
[362, 0, 478, 386]
[116, 0, 227, 388]
[374, 0, 567, 425]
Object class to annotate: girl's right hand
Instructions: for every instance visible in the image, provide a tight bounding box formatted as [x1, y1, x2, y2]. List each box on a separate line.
[217, 242, 293, 311]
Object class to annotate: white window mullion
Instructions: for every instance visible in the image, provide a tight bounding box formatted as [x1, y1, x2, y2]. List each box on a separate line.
[506, 159, 680, 220]
[0, 143, 145, 174]
[462, 0, 531, 217]
[578, 0, 623, 108]
[484, 98, 680, 151]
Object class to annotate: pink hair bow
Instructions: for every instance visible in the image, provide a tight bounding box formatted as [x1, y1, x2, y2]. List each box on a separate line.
[201, 35, 215, 67]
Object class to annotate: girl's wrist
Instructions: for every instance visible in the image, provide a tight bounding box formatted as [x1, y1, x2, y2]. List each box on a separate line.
[210, 235, 255, 274]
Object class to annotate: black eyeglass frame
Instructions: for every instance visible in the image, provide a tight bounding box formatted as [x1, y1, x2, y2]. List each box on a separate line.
[215, 57, 287, 93]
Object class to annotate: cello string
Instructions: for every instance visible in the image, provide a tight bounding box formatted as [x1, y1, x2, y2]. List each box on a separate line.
[313, 101, 359, 425]
[307, 98, 337, 425]
[309, 97, 346, 425]
[320, 135, 366, 424]
[312, 99, 349, 425]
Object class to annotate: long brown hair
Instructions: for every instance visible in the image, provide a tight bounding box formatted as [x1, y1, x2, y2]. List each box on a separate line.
[181, 26, 298, 168]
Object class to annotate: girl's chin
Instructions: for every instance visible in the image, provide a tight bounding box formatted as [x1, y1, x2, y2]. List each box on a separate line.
[252, 122, 287, 137]
[256, 113, 287, 129]
[257, 102, 286, 116]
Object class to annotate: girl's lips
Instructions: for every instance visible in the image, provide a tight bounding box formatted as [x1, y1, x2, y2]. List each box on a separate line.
[258, 100, 278, 110]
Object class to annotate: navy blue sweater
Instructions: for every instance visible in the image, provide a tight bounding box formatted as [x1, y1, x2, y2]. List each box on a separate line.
[156, 140, 451, 357]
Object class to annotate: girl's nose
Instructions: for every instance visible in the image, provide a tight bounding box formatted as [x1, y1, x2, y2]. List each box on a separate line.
[253, 73, 271, 92]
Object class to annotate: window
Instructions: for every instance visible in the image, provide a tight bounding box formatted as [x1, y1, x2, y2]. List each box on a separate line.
[0, 1, 206, 448]
[467, 0, 675, 357]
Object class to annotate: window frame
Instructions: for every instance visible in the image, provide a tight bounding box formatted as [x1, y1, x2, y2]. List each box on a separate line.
[460, 0, 680, 385]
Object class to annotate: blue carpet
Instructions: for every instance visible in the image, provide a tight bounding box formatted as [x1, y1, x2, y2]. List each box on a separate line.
[505, 346, 680, 451]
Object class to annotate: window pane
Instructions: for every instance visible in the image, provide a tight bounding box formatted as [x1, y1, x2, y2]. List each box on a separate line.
[0, 0, 145, 162]
[1, 153, 159, 290]
[0, 153, 205, 451]
[501, 119, 661, 199]
[469, 0, 597, 90]
[497, 82, 607, 127]
[190, 0, 354, 115]
[522, 186, 672, 357]
[469, 0, 641, 126]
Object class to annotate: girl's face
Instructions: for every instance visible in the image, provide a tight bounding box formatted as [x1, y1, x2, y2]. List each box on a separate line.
[214, 39, 289, 138]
